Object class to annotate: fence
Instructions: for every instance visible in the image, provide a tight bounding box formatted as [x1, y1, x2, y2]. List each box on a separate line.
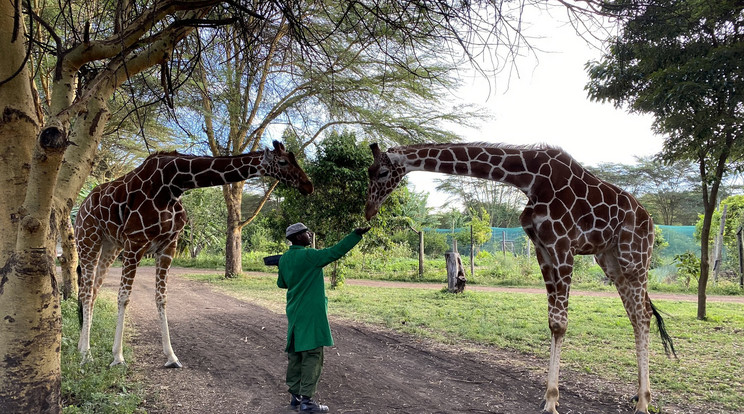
[435, 225, 699, 261]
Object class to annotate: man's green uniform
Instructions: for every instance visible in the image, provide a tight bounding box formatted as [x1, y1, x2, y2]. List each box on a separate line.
[277, 231, 362, 397]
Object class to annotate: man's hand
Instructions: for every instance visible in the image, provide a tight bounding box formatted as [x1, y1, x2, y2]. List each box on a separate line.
[354, 226, 371, 236]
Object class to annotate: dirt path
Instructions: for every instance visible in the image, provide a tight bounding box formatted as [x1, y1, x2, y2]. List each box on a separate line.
[99, 267, 719, 414]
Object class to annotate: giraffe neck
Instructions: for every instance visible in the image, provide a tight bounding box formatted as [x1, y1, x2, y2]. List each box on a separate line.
[391, 143, 550, 192]
[157, 151, 265, 194]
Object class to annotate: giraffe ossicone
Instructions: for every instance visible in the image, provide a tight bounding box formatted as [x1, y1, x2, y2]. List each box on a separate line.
[365, 142, 675, 414]
[75, 140, 312, 368]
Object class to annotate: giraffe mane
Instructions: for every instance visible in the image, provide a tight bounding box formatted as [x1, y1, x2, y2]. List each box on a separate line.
[388, 141, 562, 152]
[146, 150, 182, 158]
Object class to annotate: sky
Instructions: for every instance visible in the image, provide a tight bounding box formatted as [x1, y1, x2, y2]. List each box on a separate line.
[406, 7, 665, 211]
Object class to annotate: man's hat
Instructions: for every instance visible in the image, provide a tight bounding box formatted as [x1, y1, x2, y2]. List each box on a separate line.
[286, 222, 309, 239]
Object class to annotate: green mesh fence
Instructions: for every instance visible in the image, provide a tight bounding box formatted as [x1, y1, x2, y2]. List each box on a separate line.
[434, 225, 699, 259]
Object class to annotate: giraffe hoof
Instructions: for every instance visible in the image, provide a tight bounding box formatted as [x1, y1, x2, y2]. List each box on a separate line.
[539, 400, 558, 414]
[164, 360, 183, 368]
[109, 360, 127, 368]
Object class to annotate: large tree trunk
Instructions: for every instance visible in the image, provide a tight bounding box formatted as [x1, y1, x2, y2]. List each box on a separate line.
[697, 144, 730, 320]
[0, 4, 63, 412]
[698, 204, 713, 320]
[224, 183, 244, 278]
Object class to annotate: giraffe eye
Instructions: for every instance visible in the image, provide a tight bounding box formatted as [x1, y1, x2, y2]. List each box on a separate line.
[378, 169, 389, 179]
[278, 159, 288, 166]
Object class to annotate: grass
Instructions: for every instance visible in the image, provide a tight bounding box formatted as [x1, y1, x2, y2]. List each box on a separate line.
[166, 251, 744, 297]
[60, 263, 743, 413]
[60, 292, 146, 414]
[185, 271, 744, 412]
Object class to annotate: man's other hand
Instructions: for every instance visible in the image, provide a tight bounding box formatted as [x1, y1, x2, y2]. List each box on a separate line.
[354, 227, 371, 236]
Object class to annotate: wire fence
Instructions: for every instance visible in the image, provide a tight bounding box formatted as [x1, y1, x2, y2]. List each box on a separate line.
[435, 225, 699, 261]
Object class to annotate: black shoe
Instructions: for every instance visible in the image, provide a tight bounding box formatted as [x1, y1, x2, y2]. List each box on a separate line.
[300, 396, 329, 412]
[290, 393, 301, 409]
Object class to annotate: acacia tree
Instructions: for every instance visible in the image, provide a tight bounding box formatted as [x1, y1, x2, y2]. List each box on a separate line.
[586, 0, 744, 319]
[591, 157, 701, 225]
[435, 176, 526, 227]
[178, 9, 476, 277]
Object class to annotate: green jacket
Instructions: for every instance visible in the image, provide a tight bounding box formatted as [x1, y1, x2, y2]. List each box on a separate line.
[277, 231, 362, 352]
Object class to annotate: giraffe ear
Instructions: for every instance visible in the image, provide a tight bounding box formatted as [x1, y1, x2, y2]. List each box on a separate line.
[370, 143, 381, 158]
[263, 147, 273, 161]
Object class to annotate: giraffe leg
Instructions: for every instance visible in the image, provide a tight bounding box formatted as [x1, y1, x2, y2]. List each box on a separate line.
[596, 252, 653, 414]
[91, 243, 121, 304]
[533, 244, 573, 414]
[77, 240, 103, 363]
[541, 285, 570, 414]
[111, 247, 144, 367]
[77, 261, 97, 363]
[618, 279, 652, 414]
[155, 243, 182, 368]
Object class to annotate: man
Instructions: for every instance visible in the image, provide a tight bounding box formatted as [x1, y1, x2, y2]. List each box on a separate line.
[278, 222, 370, 413]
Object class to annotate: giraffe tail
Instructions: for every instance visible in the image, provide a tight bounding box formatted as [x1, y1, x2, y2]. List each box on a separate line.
[649, 299, 677, 359]
[77, 264, 83, 326]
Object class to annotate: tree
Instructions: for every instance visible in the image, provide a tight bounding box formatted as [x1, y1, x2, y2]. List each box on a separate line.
[176, 3, 487, 277]
[435, 176, 526, 227]
[179, 187, 229, 258]
[591, 157, 701, 225]
[453, 208, 493, 255]
[276, 130, 370, 286]
[694, 195, 744, 275]
[1, 2, 217, 410]
[586, 0, 744, 319]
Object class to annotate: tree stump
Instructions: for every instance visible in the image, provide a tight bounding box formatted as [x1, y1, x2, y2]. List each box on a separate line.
[445, 251, 467, 293]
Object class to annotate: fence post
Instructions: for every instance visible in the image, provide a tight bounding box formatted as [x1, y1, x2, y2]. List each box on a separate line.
[470, 225, 474, 279]
[738, 226, 743, 288]
[418, 229, 424, 278]
[502, 231, 506, 258]
[713, 204, 727, 284]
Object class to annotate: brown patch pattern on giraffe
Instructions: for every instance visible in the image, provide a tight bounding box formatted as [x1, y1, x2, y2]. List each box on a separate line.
[365, 142, 675, 414]
[75, 141, 312, 368]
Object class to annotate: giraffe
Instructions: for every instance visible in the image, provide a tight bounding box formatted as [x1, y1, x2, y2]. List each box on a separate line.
[364, 142, 675, 414]
[75, 140, 313, 368]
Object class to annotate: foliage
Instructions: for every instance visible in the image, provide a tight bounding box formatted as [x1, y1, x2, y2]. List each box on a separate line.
[242, 216, 287, 254]
[277, 130, 370, 243]
[651, 225, 669, 268]
[274, 130, 373, 286]
[432, 208, 469, 231]
[60, 296, 144, 413]
[674, 252, 701, 288]
[694, 195, 744, 272]
[423, 230, 450, 257]
[452, 208, 493, 254]
[179, 187, 229, 258]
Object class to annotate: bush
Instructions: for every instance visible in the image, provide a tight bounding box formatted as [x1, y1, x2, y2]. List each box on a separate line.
[470, 254, 542, 286]
[674, 251, 700, 288]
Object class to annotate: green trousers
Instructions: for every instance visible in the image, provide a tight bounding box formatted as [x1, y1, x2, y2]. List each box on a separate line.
[286, 346, 324, 398]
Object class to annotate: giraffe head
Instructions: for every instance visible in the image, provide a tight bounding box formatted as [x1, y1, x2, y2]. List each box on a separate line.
[365, 143, 407, 220]
[262, 140, 314, 195]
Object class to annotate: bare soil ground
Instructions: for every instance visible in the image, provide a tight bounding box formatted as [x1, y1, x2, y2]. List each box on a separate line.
[98, 266, 729, 414]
